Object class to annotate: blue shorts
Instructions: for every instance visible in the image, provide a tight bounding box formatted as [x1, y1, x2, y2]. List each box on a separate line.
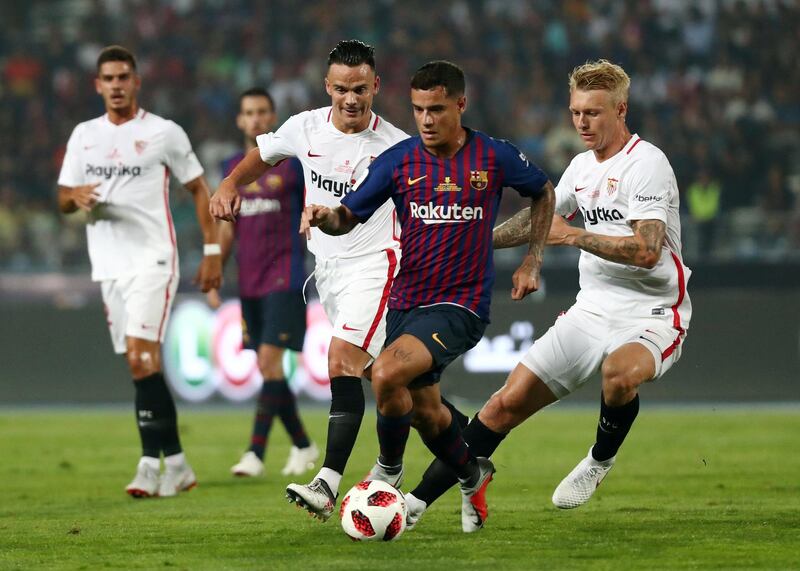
[240, 291, 306, 352]
[385, 304, 486, 387]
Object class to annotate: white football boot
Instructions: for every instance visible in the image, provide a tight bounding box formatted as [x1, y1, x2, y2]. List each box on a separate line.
[286, 478, 337, 521]
[281, 443, 320, 476]
[158, 462, 197, 497]
[405, 492, 428, 531]
[125, 458, 160, 498]
[231, 451, 265, 477]
[365, 459, 405, 488]
[552, 447, 615, 509]
[460, 457, 495, 533]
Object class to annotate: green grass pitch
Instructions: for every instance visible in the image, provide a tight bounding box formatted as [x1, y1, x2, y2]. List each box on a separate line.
[1, 407, 798, 570]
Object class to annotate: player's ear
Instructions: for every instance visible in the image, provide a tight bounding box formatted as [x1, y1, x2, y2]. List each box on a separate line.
[94, 77, 102, 96]
[235, 113, 245, 131]
[324, 76, 332, 97]
[457, 95, 467, 114]
[373, 74, 380, 95]
[618, 100, 627, 120]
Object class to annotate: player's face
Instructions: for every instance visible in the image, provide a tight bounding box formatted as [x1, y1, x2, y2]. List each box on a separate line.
[236, 95, 276, 141]
[411, 87, 466, 152]
[95, 61, 140, 114]
[325, 63, 379, 134]
[569, 89, 627, 157]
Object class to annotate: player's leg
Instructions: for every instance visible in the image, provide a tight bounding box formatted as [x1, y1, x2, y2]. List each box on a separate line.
[553, 322, 684, 509]
[123, 271, 193, 498]
[407, 307, 602, 526]
[233, 293, 316, 477]
[285, 338, 371, 520]
[288, 251, 396, 518]
[407, 362, 558, 521]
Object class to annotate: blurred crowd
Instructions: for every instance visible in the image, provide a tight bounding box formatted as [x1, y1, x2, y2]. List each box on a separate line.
[1, 0, 798, 277]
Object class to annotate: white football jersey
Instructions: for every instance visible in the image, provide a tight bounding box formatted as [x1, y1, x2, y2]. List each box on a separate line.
[58, 109, 203, 281]
[256, 107, 408, 261]
[554, 134, 692, 328]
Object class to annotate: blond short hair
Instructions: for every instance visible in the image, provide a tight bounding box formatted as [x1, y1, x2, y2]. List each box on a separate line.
[568, 59, 630, 104]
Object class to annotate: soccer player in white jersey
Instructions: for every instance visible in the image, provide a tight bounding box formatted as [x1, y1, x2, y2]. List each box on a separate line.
[211, 40, 423, 521]
[404, 60, 692, 528]
[57, 46, 222, 498]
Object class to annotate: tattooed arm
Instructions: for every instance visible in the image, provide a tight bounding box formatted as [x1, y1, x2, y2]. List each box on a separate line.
[508, 181, 555, 300]
[493, 181, 556, 250]
[548, 216, 666, 268]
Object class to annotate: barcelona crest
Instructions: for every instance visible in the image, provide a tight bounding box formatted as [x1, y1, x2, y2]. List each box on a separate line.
[470, 170, 488, 190]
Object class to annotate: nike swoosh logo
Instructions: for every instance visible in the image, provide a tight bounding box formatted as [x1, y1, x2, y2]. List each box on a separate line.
[431, 332, 447, 350]
[342, 323, 361, 331]
[407, 175, 427, 186]
[575, 186, 587, 192]
[307, 150, 324, 157]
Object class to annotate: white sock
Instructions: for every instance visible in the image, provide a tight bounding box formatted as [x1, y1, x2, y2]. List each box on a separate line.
[139, 456, 160, 470]
[164, 452, 186, 469]
[317, 467, 342, 495]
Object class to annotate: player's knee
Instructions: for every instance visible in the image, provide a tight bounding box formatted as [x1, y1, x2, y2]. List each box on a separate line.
[257, 353, 283, 380]
[127, 350, 159, 379]
[370, 362, 400, 397]
[601, 360, 641, 396]
[483, 390, 521, 432]
[328, 354, 364, 378]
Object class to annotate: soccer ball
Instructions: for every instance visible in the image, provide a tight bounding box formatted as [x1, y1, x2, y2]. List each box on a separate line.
[340, 480, 407, 542]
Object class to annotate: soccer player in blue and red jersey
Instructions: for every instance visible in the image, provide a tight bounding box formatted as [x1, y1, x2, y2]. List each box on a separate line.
[300, 61, 555, 532]
[219, 88, 318, 479]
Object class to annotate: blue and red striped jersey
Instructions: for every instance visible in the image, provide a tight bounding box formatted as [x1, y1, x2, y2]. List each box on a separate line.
[221, 153, 305, 297]
[342, 128, 548, 321]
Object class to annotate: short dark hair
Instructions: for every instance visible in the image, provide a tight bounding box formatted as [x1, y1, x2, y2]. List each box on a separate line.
[327, 39, 376, 71]
[410, 61, 465, 97]
[239, 87, 275, 112]
[97, 45, 137, 72]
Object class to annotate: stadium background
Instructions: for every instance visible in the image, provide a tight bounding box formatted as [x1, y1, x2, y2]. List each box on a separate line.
[1, 0, 798, 405]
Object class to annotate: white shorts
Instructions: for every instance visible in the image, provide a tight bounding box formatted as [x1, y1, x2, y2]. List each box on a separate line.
[314, 248, 400, 359]
[520, 304, 686, 399]
[101, 271, 178, 354]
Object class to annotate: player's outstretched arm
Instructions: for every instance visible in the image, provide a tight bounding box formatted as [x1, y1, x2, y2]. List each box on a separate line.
[511, 181, 555, 300]
[57, 183, 102, 213]
[549, 217, 666, 268]
[209, 148, 271, 221]
[299, 204, 360, 238]
[185, 175, 223, 292]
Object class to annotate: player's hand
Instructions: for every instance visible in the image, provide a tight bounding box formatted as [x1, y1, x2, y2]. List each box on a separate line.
[194, 253, 223, 293]
[299, 204, 333, 240]
[71, 183, 102, 211]
[511, 254, 541, 300]
[205, 288, 222, 309]
[547, 215, 577, 246]
[209, 179, 241, 222]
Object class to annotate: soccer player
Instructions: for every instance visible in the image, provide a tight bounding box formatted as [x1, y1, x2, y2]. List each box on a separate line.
[403, 59, 692, 528]
[57, 45, 222, 498]
[300, 60, 555, 532]
[210, 40, 410, 520]
[218, 87, 319, 478]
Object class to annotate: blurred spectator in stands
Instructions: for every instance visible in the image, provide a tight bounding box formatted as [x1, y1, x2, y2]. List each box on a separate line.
[686, 166, 722, 259]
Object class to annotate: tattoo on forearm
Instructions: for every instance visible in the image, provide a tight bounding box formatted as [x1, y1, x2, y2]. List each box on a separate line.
[574, 219, 665, 266]
[527, 182, 555, 260]
[493, 207, 531, 249]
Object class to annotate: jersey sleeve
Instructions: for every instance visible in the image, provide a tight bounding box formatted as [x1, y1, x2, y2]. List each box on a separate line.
[553, 159, 579, 219]
[57, 125, 85, 187]
[163, 121, 204, 184]
[497, 140, 548, 197]
[341, 149, 397, 221]
[625, 154, 672, 224]
[256, 113, 302, 166]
